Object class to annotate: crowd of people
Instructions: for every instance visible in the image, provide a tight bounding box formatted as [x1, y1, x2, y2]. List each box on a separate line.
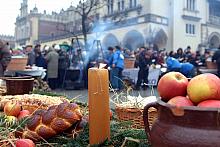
[106, 45, 220, 90]
[1, 38, 220, 91]
[2, 43, 71, 90]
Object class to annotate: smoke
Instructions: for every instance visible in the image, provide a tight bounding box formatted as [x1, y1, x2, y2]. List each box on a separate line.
[83, 21, 113, 65]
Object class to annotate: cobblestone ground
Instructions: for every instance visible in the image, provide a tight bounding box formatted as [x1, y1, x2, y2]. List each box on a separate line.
[52, 87, 159, 108]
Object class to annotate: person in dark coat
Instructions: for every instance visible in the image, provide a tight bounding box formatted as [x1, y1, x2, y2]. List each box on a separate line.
[174, 48, 185, 62]
[212, 46, 220, 77]
[34, 44, 47, 69]
[0, 40, 11, 76]
[135, 50, 152, 90]
[57, 47, 70, 88]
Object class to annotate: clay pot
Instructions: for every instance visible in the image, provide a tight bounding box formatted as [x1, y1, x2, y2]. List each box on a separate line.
[143, 98, 220, 147]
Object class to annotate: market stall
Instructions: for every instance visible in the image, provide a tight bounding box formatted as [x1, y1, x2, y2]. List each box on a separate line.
[122, 67, 161, 86]
[5, 56, 46, 79]
[3, 57, 49, 94]
[5, 68, 46, 79]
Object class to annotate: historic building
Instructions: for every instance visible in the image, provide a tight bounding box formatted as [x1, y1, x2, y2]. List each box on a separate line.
[15, 0, 69, 46]
[15, 0, 220, 51]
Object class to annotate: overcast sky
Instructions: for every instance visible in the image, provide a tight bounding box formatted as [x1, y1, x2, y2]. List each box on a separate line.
[0, 0, 80, 36]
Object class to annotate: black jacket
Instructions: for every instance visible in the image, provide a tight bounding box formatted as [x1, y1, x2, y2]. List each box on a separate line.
[212, 50, 220, 66]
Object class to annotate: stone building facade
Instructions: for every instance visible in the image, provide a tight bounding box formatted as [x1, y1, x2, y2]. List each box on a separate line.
[15, 0, 220, 52]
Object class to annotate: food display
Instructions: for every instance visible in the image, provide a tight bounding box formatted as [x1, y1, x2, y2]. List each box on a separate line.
[4, 101, 21, 116]
[158, 72, 220, 108]
[0, 94, 69, 113]
[33, 78, 51, 92]
[167, 96, 194, 107]
[18, 102, 82, 141]
[197, 100, 220, 108]
[145, 72, 220, 147]
[16, 139, 35, 147]
[187, 73, 220, 103]
[0, 86, 6, 96]
[157, 72, 188, 101]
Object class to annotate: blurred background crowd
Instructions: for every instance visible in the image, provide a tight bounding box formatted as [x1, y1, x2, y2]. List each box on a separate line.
[1, 39, 220, 91]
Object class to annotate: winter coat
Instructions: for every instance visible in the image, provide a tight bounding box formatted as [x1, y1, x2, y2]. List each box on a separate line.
[45, 50, 59, 78]
[166, 57, 181, 71]
[0, 40, 11, 76]
[105, 53, 114, 68]
[112, 50, 124, 69]
[138, 50, 151, 70]
[35, 54, 47, 69]
[180, 63, 194, 76]
[27, 51, 35, 66]
[212, 50, 220, 67]
[58, 51, 69, 70]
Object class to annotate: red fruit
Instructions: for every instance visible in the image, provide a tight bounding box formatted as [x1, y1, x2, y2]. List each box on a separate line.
[16, 139, 35, 147]
[18, 110, 30, 120]
[168, 96, 194, 107]
[4, 102, 21, 117]
[157, 72, 188, 101]
[187, 73, 220, 103]
[197, 100, 220, 108]
[110, 110, 113, 120]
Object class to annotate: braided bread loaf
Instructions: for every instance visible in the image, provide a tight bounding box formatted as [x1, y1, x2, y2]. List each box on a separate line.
[0, 94, 69, 113]
[20, 102, 82, 141]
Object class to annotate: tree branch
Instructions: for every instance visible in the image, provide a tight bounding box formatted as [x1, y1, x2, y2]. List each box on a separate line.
[74, 9, 84, 16]
[86, 0, 96, 15]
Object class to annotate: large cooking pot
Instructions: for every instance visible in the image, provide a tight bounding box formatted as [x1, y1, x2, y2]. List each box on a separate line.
[143, 98, 220, 147]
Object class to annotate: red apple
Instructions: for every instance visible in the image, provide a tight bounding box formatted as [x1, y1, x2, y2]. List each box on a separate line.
[16, 139, 35, 147]
[197, 100, 220, 108]
[18, 110, 30, 120]
[157, 72, 188, 101]
[4, 102, 21, 117]
[187, 73, 220, 103]
[110, 110, 113, 120]
[167, 96, 194, 107]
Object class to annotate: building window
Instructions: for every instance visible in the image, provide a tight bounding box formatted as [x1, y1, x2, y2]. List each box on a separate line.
[186, 0, 196, 11]
[186, 24, 195, 35]
[118, 0, 125, 11]
[130, 0, 137, 8]
[108, 0, 114, 14]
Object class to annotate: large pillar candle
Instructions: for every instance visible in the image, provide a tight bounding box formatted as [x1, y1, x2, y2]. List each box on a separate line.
[88, 68, 110, 145]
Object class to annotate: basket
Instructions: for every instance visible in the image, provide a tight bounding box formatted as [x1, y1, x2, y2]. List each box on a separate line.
[206, 61, 217, 69]
[6, 77, 34, 95]
[115, 106, 157, 129]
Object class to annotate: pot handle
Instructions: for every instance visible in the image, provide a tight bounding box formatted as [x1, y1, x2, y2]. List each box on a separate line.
[143, 101, 159, 143]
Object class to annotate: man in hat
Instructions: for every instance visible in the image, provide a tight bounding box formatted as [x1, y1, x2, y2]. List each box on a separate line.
[0, 40, 11, 76]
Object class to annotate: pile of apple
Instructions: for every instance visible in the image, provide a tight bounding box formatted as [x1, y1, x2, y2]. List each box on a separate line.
[3, 102, 35, 147]
[4, 102, 30, 121]
[157, 72, 220, 108]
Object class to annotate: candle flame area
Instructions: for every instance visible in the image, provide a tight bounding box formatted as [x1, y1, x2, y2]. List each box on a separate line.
[99, 63, 107, 69]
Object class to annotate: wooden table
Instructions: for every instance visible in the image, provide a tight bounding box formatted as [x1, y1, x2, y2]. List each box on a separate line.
[198, 68, 217, 74]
